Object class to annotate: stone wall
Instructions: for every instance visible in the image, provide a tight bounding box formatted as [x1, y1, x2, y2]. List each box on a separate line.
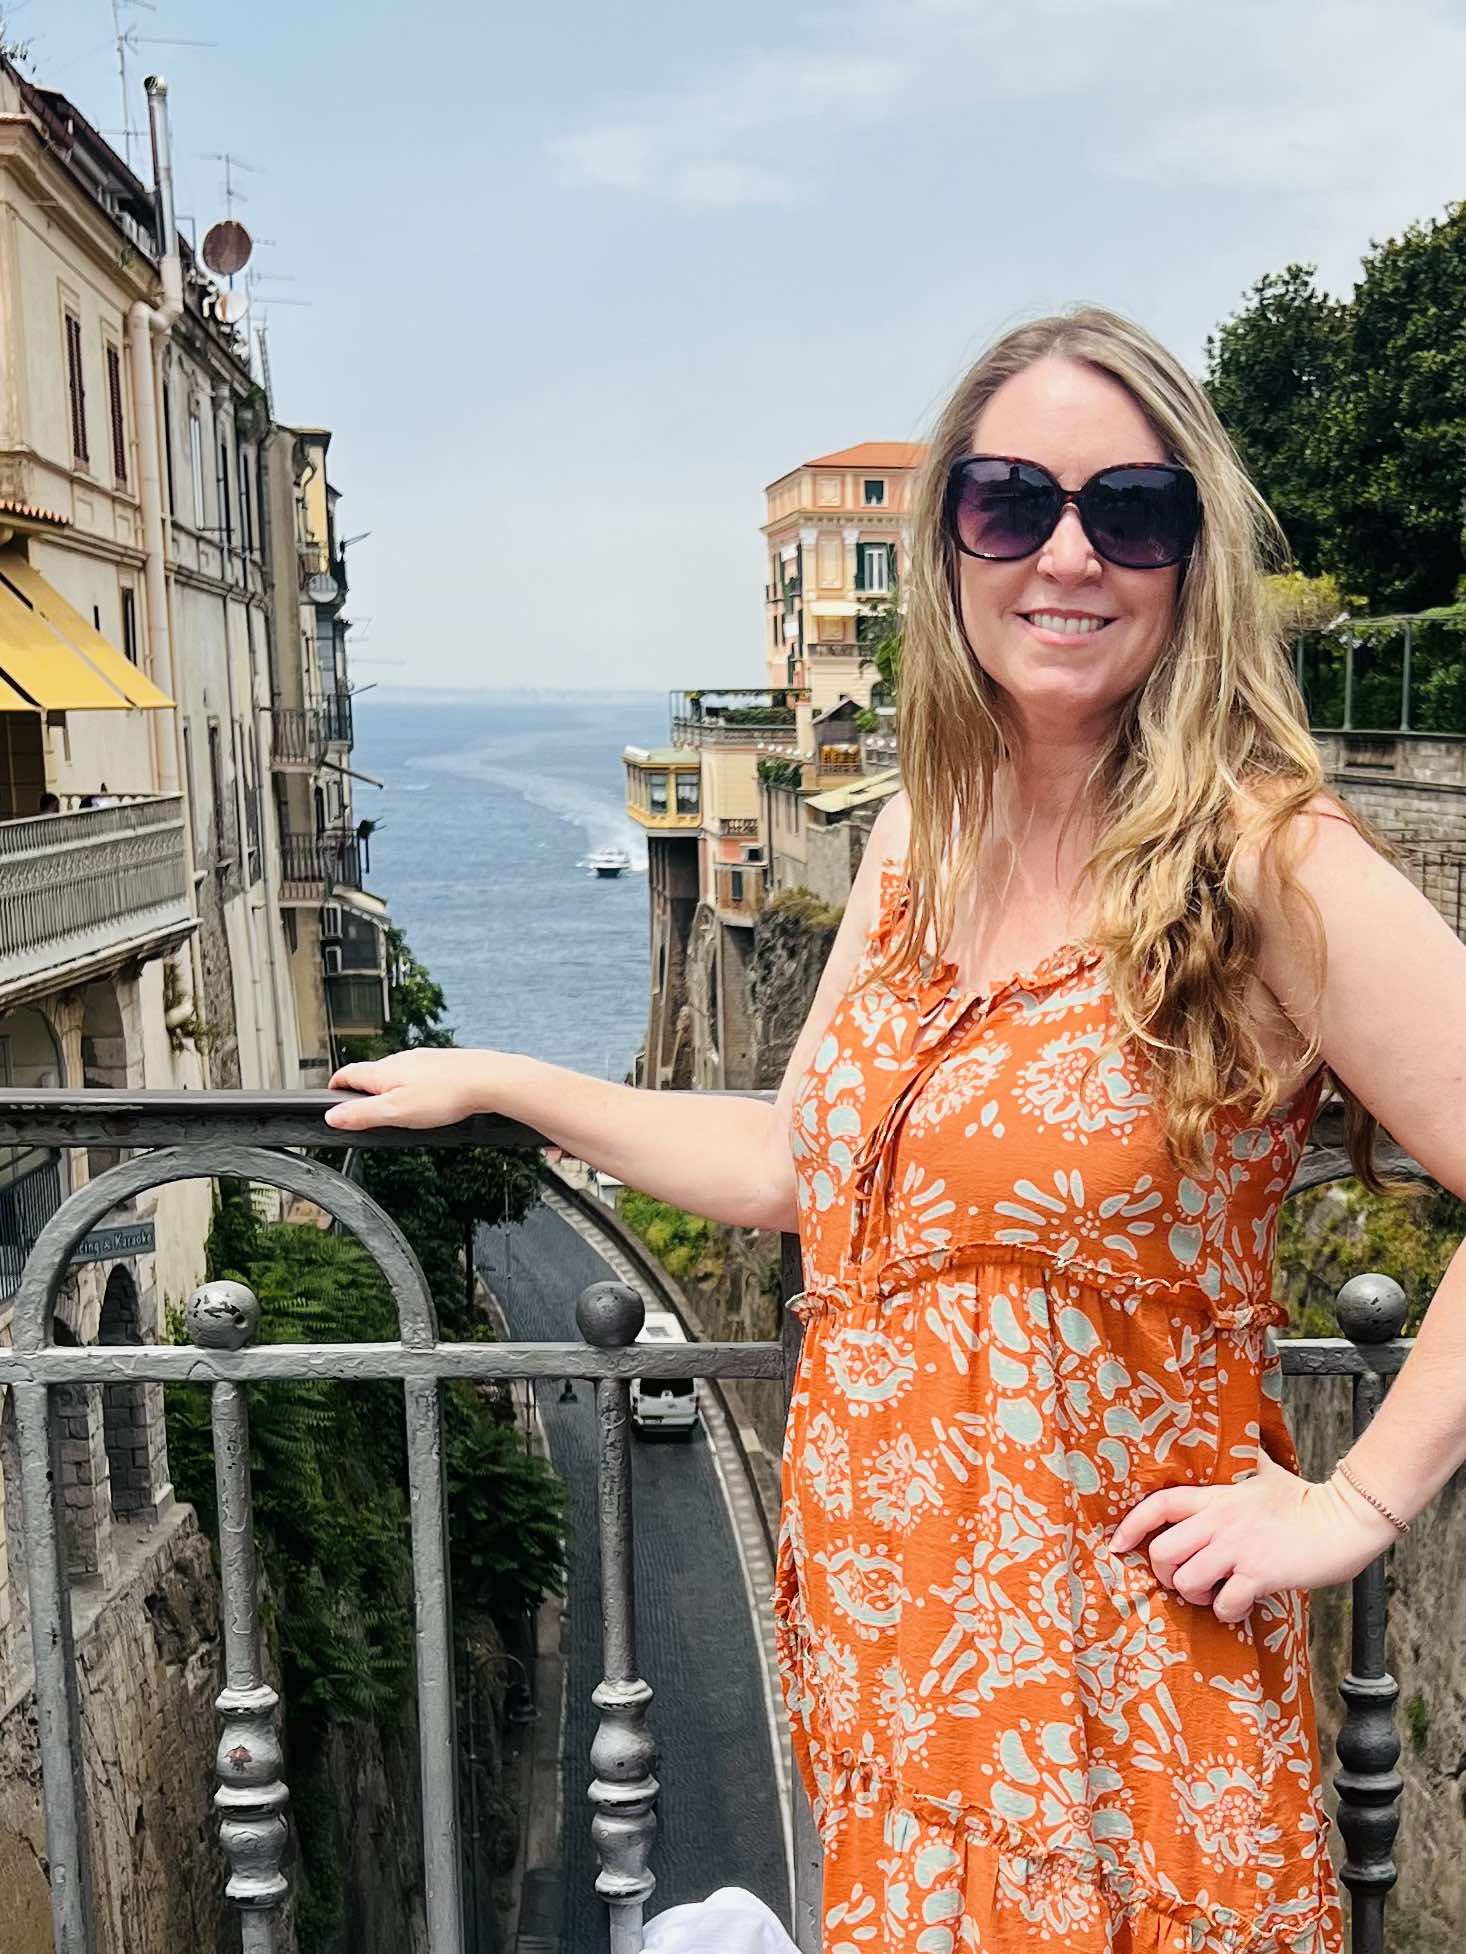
[0, 1506, 231, 1954]
[1287, 1376, 1466, 1954]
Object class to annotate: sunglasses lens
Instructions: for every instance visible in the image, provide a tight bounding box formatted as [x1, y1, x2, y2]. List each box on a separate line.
[950, 459, 1058, 559]
[1083, 468, 1198, 567]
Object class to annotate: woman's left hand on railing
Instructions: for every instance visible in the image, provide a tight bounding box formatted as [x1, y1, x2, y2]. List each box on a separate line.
[324, 1050, 502, 1131]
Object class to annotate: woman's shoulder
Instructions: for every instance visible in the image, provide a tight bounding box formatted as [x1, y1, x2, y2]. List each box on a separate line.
[865, 786, 911, 865]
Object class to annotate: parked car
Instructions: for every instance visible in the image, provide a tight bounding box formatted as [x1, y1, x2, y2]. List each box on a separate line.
[630, 1307, 699, 1439]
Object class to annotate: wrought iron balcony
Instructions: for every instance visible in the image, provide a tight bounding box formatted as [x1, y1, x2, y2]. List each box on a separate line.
[321, 688, 353, 749]
[278, 827, 364, 903]
[0, 798, 193, 1008]
[326, 968, 389, 1034]
[268, 706, 327, 770]
[0, 1088, 1438, 1954]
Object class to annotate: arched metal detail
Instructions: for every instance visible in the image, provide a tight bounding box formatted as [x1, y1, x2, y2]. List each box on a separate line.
[11, 1142, 440, 1351]
[11, 1142, 461, 1954]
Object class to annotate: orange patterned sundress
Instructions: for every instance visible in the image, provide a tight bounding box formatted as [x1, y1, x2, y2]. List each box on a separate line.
[775, 858, 1345, 1954]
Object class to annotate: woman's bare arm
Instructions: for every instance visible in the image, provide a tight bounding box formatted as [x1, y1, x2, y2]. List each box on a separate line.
[324, 792, 909, 1234]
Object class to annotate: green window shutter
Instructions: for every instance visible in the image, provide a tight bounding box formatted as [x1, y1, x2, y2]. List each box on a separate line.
[887, 543, 899, 587]
[854, 543, 866, 591]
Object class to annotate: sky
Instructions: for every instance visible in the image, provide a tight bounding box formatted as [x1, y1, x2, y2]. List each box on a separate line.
[19, 0, 1466, 692]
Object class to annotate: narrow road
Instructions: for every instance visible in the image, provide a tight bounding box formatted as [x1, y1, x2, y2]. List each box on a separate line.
[478, 1197, 789, 1950]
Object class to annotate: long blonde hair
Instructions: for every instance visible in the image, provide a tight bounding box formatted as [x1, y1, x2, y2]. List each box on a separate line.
[885, 303, 1411, 1195]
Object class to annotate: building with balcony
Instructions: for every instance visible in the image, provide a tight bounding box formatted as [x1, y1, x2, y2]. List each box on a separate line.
[0, 53, 314, 1454]
[762, 441, 924, 712]
[262, 422, 392, 1069]
[0, 55, 405, 1802]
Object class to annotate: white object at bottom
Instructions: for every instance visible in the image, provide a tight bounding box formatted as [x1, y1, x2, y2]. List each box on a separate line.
[642, 1885, 800, 1954]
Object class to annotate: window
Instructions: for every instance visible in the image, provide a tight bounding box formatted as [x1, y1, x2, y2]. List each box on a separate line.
[161, 376, 176, 516]
[729, 870, 744, 904]
[674, 774, 699, 816]
[238, 447, 253, 554]
[862, 479, 885, 506]
[648, 771, 668, 815]
[207, 722, 227, 861]
[218, 438, 233, 549]
[189, 410, 206, 527]
[860, 544, 890, 594]
[120, 588, 138, 664]
[182, 722, 200, 851]
[105, 344, 127, 482]
[64, 313, 88, 464]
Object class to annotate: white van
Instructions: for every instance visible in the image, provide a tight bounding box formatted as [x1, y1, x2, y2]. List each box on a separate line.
[629, 1308, 699, 1439]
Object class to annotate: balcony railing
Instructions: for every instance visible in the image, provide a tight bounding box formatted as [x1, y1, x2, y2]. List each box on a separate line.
[269, 706, 326, 769]
[719, 817, 759, 838]
[671, 717, 802, 751]
[0, 1149, 64, 1299]
[279, 828, 364, 902]
[326, 968, 389, 1034]
[669, 689, 809, 753]
[0, 1088, 1438, 1954]
[322, 689, 353, 748]
[0, 798, 193, 1005]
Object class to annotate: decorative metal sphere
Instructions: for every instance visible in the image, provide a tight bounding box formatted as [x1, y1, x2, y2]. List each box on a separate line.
[186, 1279, 261, 1351]
[575, 1280, 644, 1349]
[1334, 1273, 1408, 1345]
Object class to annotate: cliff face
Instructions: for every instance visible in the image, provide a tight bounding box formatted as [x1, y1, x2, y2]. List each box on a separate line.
[0, 1507, 231, 1954]
[748, 889, 842, 1091]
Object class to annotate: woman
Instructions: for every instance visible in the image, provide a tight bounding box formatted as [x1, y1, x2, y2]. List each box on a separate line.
[325, 307, 1466, 1953]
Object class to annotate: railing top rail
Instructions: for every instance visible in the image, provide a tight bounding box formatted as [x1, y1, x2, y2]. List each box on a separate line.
[0, 1086, 776, 1152]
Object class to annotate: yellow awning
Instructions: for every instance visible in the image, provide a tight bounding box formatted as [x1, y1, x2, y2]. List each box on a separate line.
[0, 556, 174, 709]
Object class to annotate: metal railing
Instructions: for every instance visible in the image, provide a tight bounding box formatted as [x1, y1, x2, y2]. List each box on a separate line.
[671, 718, 803, 751]
[0, 1088, 1438, 1954]
[268, 707, 327, 769]
[325, 968, 389, 1033]
[278, 828, 363, 899]
[0, 799, 192, 1001]
[0, 1149, 64, 1299]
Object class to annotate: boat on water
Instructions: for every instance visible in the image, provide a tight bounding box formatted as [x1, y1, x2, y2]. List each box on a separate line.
[581, 845, 632, 879]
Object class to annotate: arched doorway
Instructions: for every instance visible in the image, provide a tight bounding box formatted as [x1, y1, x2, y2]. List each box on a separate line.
[99, 1265, 152, 1522]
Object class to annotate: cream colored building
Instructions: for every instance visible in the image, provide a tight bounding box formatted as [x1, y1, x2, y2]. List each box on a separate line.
[763, 440, 924, 713]
[0, 55, 377, 1676]
[261, 423, 391, 1078]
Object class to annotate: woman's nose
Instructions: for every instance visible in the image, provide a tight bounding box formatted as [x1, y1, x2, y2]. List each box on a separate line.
[1037, 502, 1100, 581]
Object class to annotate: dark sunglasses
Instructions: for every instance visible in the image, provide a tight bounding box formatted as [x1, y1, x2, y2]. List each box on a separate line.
[945, 453, 1200, 570]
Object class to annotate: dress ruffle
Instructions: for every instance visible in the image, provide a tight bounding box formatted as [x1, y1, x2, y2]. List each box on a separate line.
[790, 1236, 1292, 1335]
[787, 1738, 1342, 1954]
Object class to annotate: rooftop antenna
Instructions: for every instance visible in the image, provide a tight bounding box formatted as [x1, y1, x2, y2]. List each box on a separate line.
[200, 148, 260, 222]
[111, 0, 214, 173]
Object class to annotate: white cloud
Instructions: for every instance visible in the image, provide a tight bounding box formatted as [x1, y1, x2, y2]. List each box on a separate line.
[546, 0, 1466, 266]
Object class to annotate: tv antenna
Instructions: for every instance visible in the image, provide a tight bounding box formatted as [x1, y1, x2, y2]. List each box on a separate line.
[200, 149, 261, 221]
[110, 0, 215, 174]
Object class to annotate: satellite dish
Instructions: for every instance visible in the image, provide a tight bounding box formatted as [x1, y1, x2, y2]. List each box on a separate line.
[214, 288, 249, 324]
[202, 219, 253, 277]
[307, 572, 339, 606]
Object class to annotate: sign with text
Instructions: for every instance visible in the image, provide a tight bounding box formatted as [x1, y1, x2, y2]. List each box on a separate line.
[69, 1222, 156, 1267]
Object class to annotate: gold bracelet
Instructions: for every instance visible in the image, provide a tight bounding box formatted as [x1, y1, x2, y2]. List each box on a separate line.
[1333, 1458, 1410, 1536]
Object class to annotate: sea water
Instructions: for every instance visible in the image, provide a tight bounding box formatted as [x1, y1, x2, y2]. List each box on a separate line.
[352, 691, 667, 1079]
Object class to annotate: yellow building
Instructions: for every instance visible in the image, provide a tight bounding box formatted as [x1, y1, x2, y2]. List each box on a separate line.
[763, 440, 925, 712]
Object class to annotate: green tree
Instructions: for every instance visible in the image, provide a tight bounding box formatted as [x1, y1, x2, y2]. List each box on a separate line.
[1206, 210, 1466, 613]
[1204, 265, 1347, 578]
[334, 925, 541, 1332]
[856, 581, 904, 697]
[1321, 202, 1466, 610]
